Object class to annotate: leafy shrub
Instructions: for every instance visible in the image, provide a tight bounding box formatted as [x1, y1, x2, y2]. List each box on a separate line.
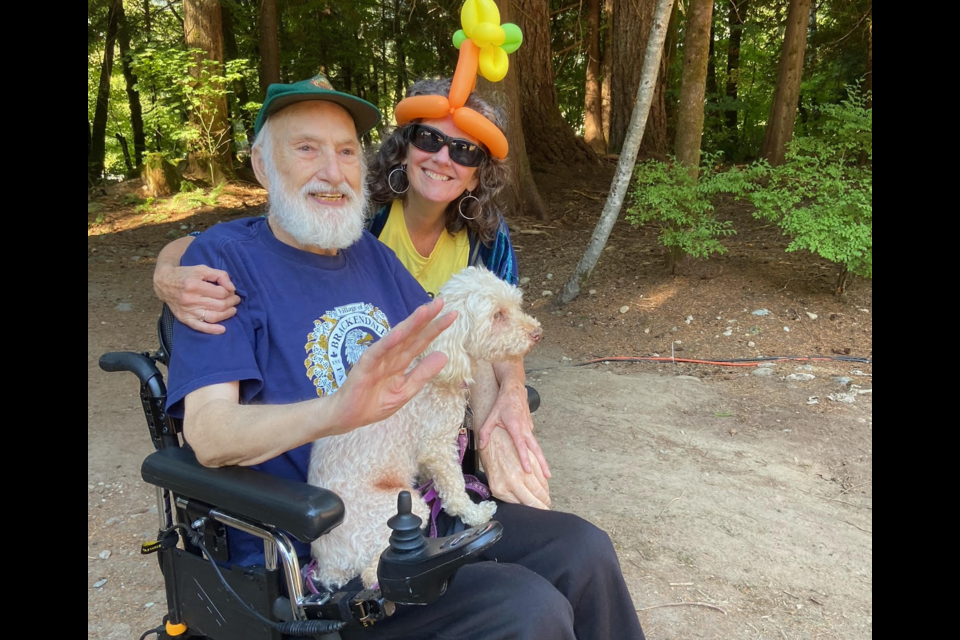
[626, 152, 762, 271]
[748, 86, 872, 293]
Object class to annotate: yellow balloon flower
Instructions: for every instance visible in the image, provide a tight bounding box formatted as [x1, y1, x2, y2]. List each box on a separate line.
[455, 0, 523, 82]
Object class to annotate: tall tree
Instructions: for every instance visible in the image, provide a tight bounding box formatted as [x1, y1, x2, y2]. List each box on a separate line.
[184, 0, 233, 180]
[858, 16, 871, 166]
[514, 0, 597, 166]
[583, 0, 606, 153]
[89, 0, 120, 184]
[559, 0, 675, 305]
[601, 0, 613, 148]
[705, 17, 718, 100]
[674, 0, 714, 177]
[393, 0, 409, 98]
[761, 0, 813, 166]
[221, 2, 254, 145]
[487, 0, 549, 220]
[258, 0, 281, 97]
[116, 0, 146, 168]
[724, 0, 750, 131]
[609, 0, 669, 157]
[670, 0, 714, 271]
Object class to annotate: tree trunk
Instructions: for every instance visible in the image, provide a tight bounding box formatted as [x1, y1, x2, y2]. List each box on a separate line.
[760, 0, 812, 167]
[863, 18, 872, 109]
[583, 0, 606, 153]
[674, 0, 714, 177]
[258, 0, 281, 97]
[601, 0, 613, 149]
[394, 0, 409, 98]
[115, 132, 133, 173]
[670, 0, 714, 271]
[222, 3, 254, 145]
[858, 18, 871, 166]
[89, 0, 120, 184]
[608, 0, 669, 157]
[116, 0, 146, 168]
[184, 0, 233, 182]
[559, 0, 675, 305]
[487, 0, 549, 220]
[141, 152, 182, 197]
[514, 0, 598, 167]
[662, 0, 681, 145]
[706, 18, 718, 100]
[724, 0, 749, 131]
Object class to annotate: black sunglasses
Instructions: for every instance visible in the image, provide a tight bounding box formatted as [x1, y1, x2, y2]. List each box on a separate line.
[406, 124, 488, 168]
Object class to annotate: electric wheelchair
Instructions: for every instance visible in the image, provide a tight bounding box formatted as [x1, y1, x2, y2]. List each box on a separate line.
[99, 307, 541, 640]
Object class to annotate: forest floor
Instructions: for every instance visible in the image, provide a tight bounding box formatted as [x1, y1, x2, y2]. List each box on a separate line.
[88, 160, 872, 640]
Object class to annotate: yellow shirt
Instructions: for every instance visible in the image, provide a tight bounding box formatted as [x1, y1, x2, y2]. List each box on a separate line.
[378, 200, 470, 299]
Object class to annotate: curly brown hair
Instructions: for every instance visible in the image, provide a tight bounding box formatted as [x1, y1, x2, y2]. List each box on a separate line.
[367, 78, 510, 246]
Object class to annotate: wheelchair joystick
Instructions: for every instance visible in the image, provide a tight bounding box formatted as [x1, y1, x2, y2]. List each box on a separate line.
[377, 490, 504, 606]
[387, 491, 426, 554]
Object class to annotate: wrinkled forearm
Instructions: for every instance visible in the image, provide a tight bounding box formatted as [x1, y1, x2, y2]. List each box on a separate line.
[492, 358, 527, 392]
[184, 392, 342, 468]
[157, 235, 194, 271]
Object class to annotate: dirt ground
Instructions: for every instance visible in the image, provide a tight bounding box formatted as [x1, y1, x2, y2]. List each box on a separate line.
[87, 163, 872, 640]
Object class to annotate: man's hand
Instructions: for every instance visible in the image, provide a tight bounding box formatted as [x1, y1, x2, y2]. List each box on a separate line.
[477, 378, 551, 478]
[480, 426, 550, 509]
[326, 298, 458, 434]
[154, 263, 241, 334]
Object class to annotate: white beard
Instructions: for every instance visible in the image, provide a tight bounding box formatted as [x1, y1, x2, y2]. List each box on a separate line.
[265, 164, 368, 251]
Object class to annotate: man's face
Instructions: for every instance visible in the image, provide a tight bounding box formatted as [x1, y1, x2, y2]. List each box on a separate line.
[269, 100, 363, 199]
[255, 101, 368, 251]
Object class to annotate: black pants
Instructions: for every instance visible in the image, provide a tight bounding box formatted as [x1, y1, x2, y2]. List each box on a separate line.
[339, 502, 646, 640]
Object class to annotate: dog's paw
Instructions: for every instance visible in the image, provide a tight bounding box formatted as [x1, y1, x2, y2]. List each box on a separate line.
[460, 500, 497, 527]
[361, 563, 379, 590]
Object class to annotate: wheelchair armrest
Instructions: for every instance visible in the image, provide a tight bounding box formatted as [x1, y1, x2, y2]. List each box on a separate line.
[525, 385, 540, 413]
[141, 447, 344, 544]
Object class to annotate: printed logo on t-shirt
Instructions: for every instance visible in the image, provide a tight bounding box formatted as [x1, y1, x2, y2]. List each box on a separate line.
[304, 302, 391, 396]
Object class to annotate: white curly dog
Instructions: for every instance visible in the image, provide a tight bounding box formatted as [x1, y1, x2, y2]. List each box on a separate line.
[307, 266, 542, 590]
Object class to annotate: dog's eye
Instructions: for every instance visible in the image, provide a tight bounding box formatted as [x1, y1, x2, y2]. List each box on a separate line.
[494, 310, 504, 321]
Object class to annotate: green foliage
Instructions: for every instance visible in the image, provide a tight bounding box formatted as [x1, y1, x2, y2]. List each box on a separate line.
[179, 180, 200, 193]
[135, 197, 155, 214]
[626, 152, 761, 261]
[123, 193, 146, 206]
[132, 48, 251, 182]
[169, 182, 226, 210]
[748, 87, 872, 285]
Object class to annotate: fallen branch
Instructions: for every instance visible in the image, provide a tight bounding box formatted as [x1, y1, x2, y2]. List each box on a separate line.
[572, 190, 603, 200]
[636, 601, 727, 615]
[795, 487, 872, 510]
[656, 489, 687, 522]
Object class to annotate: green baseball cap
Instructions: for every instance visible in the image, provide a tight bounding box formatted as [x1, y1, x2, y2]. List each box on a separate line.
[253, 72, 382, 136]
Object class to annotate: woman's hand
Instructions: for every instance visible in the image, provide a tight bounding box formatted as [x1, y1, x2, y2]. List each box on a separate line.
[480, 426, 550, 509]
[153, 236, 241, 335]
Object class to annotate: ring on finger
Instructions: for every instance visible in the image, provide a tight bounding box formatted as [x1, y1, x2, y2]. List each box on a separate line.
[200, 309, 207, 323]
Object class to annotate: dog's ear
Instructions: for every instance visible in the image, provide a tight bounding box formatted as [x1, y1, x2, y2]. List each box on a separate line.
[427, 297, 474, 386]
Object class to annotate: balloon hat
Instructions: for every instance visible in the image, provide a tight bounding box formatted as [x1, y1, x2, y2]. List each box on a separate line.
[394, 0, 523, 160]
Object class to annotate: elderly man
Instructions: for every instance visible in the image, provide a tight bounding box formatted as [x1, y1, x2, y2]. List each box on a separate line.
[167, 74, 645, 640]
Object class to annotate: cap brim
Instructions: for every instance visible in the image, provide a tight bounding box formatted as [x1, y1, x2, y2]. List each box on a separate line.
[258, 92, 381, 136]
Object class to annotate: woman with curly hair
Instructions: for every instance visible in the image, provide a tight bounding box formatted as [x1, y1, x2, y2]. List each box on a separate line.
[365, 78, 517, 297]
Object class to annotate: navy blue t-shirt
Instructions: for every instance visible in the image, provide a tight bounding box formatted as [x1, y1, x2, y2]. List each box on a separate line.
[165, 216, 430, 566]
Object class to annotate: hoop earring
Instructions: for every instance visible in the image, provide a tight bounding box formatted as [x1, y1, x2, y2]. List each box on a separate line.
[388, 164, 408, 195]
[458, 191, 480, 221]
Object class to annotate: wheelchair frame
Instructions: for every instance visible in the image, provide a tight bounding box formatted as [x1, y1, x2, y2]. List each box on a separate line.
[100, 308, 539, 639]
